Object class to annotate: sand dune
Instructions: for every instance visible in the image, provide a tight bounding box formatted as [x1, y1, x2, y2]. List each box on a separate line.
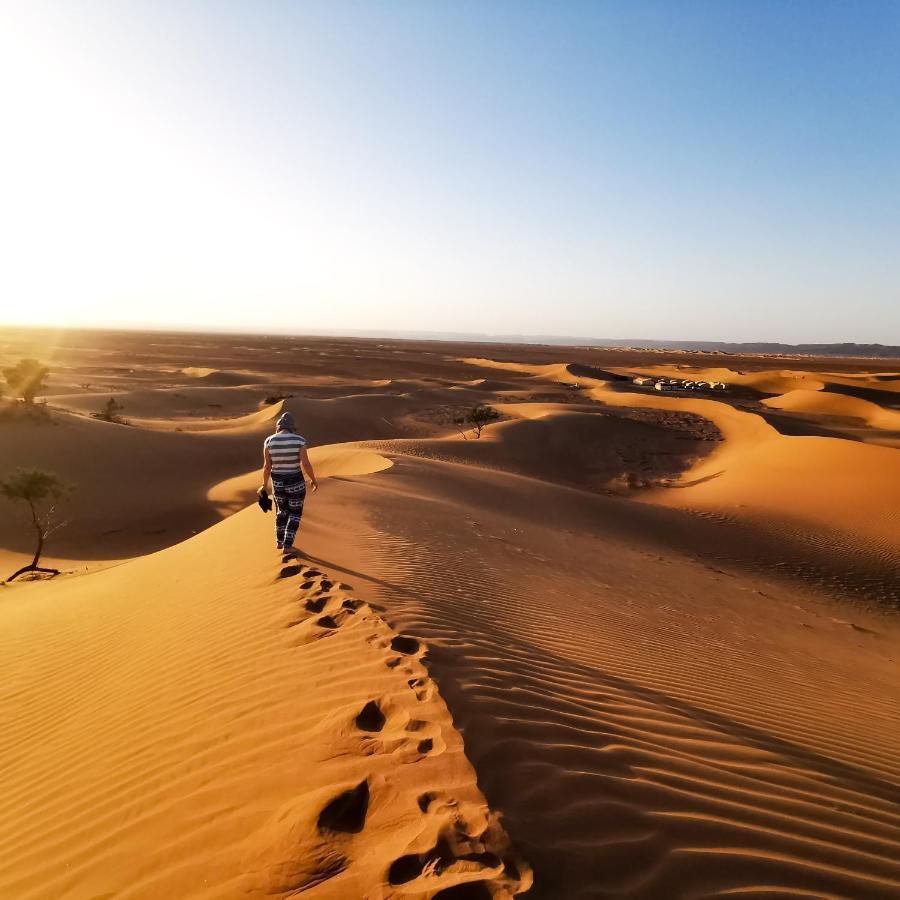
[818, 372, 900, 393]
[0, 505, 530, 898]
[180, 367, 269, 385]
[379, 405, 716, 494]
[764, 388, 900, 429]
[0, 406, 260, 569]
[297, 456, 900, 899]
[592, 363, 827, 395]
[208, 444, 395, 516]
[2, 329, 898, 899]
[43, 384, 278, 425]
[607, 363, 900, 407]
[461, 356, 900, 563]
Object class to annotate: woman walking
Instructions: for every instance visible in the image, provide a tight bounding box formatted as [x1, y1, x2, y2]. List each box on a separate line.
[261, 412, 318, 551]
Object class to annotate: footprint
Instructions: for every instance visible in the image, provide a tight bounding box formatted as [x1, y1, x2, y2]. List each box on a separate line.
[387, 838, 502, 891]
[407, 677, 435, 702]
[305, 597, 328, 614]
[432, 883, 493, 899]
[391, 635, 421, 656]
[279, 564, 302, 578]
[387, 806, 531, 897]
[315, 609, 355, 631]
[418, 792, 438, 813]
[418, 792, 459, 814]
[317, 781, 369, 835]
[401, 720, 444, 760]
[355, 701, 386, 733]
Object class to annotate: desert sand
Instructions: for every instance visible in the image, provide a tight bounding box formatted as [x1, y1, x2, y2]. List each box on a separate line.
[1, 327, 898, 899]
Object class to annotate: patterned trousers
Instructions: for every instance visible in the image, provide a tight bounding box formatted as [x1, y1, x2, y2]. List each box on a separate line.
[272, 473, 306, 547]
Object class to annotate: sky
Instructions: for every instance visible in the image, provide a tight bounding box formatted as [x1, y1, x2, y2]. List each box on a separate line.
[0, 0, 898, 344]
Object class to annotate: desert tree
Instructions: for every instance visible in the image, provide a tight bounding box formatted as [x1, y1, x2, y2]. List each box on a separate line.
[452, 404, 501, 439]
[3, 359, 49, 404]
[94, 397, 126, 424]
[1, 469, 71, 582]
[451, 413, 470, 440]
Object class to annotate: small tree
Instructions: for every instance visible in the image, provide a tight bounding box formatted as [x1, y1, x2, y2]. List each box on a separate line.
[1, 469, 71, 582]
[451, 413, 470, 440]
[452, 404, 501, 439]
[3, 359, 49, 404]
[94, 397, 126, 424]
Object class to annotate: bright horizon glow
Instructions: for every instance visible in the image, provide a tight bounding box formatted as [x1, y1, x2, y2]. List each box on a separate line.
[1, 1, 898, 344]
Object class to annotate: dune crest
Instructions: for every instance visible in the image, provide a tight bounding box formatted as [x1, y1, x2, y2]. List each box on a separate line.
[208, 444, 394, 516]
[460, 356, 900, 559]
[0, 507, 529, 898]
[764, 388, 900, 430]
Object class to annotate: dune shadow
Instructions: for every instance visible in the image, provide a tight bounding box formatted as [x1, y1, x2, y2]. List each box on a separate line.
[341, 500, 900, 896]
[666, 469, 725, 488]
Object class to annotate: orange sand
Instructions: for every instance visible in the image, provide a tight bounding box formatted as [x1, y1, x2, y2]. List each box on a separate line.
[1, 327, 898, 898]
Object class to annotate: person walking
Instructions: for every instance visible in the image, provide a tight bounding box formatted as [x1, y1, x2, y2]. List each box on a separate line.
[260, 411, 318, 552]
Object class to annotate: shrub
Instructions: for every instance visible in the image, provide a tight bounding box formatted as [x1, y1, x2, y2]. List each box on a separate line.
[264, 393, 295, 405]
[452, 404, 501, 439]
[3, 359, 49, 404]
[93, 397, 127, 424]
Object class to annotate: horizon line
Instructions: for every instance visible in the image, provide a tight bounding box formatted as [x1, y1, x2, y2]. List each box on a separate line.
[2, 322, 899, 358]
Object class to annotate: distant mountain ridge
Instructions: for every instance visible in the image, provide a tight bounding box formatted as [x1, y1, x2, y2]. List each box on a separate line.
[304, 329, 900, 359]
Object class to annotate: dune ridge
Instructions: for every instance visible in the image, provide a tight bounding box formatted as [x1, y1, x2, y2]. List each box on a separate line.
[459, 356, 900, 569]
[763, 388, 900, 430]
[0, 507, 530, 898]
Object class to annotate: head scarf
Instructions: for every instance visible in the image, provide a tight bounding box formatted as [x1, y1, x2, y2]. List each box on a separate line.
[276, 412, 296, 432]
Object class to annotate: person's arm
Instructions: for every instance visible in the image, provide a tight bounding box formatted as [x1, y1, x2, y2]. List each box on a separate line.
[261, 446, 272, 492]
[300, 447, 318, 492]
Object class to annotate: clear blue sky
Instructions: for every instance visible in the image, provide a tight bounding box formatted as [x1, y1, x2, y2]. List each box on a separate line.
[1, 0, 898, 342]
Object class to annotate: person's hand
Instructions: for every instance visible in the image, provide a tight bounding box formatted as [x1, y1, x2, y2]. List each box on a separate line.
[311, 480, 319, 493]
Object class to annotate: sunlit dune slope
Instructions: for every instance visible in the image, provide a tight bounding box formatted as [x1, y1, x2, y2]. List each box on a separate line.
[208, 444, 395, 515]
[181, 367, 267, 385]
[0, 501, 529, 899]
[764, 388, 900, 429]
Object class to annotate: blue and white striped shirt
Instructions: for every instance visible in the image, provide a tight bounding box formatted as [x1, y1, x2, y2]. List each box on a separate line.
[265, 431, 307, 473]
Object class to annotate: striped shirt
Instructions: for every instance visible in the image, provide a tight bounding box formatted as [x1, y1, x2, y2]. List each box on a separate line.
[265, 431, 307, 474]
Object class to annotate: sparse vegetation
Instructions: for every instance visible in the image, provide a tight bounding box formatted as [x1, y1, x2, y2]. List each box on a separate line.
[0, 401, 52, 424]
[3, 358, 49, 404]
[1, 469, 71, 582]
[452, 404, 501, 439]
[93, 397, 127, 424]
[264, 392, 295, 405]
